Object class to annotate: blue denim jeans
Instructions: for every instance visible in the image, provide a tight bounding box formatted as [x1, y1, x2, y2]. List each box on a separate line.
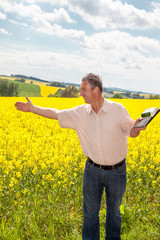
[82, 160, 126, 240]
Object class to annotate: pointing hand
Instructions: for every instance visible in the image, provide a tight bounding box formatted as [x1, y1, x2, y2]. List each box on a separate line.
[15, 97, 33, 112]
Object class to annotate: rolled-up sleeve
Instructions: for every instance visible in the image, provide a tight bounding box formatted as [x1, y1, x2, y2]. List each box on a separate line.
[57, 106, 80, 130]
[121, 106, 135, 136]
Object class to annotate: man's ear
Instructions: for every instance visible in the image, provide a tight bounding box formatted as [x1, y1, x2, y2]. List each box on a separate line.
[94, 86, 99, 94]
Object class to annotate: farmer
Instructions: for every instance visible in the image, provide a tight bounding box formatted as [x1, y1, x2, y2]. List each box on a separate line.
[15, 73, 146, 240]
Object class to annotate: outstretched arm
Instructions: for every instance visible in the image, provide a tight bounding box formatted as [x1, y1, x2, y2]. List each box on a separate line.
[15, 97, 58, 120]
[130, 117, 146, 138]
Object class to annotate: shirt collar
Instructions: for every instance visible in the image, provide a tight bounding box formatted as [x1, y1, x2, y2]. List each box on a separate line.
[101, 98, 110, 113]
[87, 98, 109, 114]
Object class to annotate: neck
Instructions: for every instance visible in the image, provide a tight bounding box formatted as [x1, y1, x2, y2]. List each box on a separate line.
[92, 96, 104, 114]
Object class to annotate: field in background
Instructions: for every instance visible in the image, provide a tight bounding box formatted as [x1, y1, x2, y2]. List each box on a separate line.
[0, 75, 154, 99]
[0, 76, 48, 86]
[40, 85, 62, 97]
[0, 98, 160, 239]
[0, 76, 61, 97]
[16, 81, 41, 97]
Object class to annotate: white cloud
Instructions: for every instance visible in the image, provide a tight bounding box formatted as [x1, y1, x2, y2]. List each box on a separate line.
[0, 28, 12, 35]
[1, 0, 160, 38]
[13, 3, 42, 18]
[24, 0, 67, 5]
[1, 43, 160, 92]
[33, 7, 75, 29]
[22, 0, 160, 30]
[9, 19, 28, 27]
[85, 31, 159, 74]
[36, 22, 86, 43]
[1, 0, 160, 93]
[66, 0, 160, 30]
[2, 0, 160, 31]
[0, 47, 91, 82]
[0, 1, 73, 22]
[51, 8, 74, 23]
[0, 1, 75, 34]
[0, 0, 15, 12]
[0, 11, 6, 20]
[46, 28, 160, 71]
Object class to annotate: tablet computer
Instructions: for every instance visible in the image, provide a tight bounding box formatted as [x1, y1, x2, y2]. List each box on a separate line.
[135, 107, 159, 128]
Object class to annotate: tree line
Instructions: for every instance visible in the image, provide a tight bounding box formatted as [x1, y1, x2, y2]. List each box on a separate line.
[1, 77, 159, 99]
[11, 74, 49, 83]
[111, 91, 160, 99]
[49, 85, 79, 98]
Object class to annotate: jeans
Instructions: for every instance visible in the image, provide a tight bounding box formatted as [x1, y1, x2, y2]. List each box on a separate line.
[82, 160, 126, 240]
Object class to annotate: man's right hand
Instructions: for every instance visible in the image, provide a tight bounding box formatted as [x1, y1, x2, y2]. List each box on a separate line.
[15, 96, 34, 112]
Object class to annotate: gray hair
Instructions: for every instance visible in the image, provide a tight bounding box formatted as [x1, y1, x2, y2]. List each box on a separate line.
[82, 73, 103, 92]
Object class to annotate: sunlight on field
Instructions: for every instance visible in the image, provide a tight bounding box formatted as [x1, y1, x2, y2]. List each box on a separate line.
[0, 76, 18, 81]
[0, 97, 159, 239]
[25, 80, 48, 85]
[40, 85, 60, 97]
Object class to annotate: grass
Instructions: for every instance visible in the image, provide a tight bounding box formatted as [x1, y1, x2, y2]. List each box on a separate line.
[17, 81, 41, 97]
[0, 76, 60, 97]
[6, 79, 41, 97]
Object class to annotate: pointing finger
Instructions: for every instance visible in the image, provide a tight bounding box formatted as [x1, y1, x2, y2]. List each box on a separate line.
[26, 96, 30, 102]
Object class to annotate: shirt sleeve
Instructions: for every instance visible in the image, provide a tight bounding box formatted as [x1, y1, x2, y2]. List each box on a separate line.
[120, 105, 135, 136]
[57, 106, 80, 130]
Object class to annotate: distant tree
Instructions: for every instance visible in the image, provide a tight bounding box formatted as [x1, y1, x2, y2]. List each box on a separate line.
[149, 94, 159, 99]
[155, 95, 159, 99]
[132, 93, 140, 99]
[132, 93, 145, 99]
[0, 79, 19, 96]
[28, 76, 48, 83]
[14, 74, 28, 79]
[103, 87, 114, 94]
[112, 93, 123, 99]
[125, 91, 131, 97]
[60, 85, 79, 98]
[49, 81, 66, 88]
[107, 90, 114, 94]
[0, 80, 8, 96]
[15, 78, 26, 83]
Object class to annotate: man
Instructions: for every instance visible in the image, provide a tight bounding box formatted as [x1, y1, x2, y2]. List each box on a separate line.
[15, 73, 146, 240]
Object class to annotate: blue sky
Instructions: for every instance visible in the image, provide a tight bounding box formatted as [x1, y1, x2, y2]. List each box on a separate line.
[0, 0, 160, 93]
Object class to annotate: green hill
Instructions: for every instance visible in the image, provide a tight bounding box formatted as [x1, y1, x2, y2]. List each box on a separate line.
[3, 78, 42, 97]
[15, 81, 41, 97]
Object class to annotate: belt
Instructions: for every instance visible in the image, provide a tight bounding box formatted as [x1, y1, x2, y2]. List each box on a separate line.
[87, 157, 126, 170]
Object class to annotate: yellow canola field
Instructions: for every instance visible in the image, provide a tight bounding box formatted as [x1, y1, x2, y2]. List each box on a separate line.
[40, 85, 60, 97]
[0, 98, 160, 204]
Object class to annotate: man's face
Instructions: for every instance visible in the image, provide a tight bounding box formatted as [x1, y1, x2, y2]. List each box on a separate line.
[80, 81, 95, 104]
